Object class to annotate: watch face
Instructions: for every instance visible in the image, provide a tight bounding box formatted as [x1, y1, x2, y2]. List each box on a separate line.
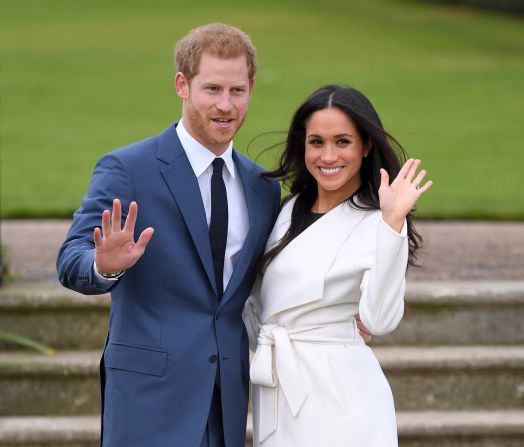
[101, 271, 124, 279]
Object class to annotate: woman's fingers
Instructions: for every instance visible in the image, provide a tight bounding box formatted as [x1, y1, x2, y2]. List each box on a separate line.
[411, 164, 433, 195]
[397, 159, 431, 192]
[413, 169, 427, 189]
[379, 168, 390, 189]
[406, 159, 421, 182]
[418, 179, 433, 194]
[397, 158, 415, 179]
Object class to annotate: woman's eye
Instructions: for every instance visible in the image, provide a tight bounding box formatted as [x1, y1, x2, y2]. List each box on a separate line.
[337, 138, 350, 145]
[308, 139, 322, 146]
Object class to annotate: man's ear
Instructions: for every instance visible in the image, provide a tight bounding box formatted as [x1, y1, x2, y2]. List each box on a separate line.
[175, 72, 190, 100]
[248, 77, 255, 97]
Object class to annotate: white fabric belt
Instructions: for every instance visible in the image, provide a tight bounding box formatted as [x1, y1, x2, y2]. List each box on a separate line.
[250, 319, 361, 443]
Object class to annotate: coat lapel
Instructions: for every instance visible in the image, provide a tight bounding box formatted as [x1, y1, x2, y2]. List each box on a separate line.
[260, 197, 367, 322]
[156, 124, 217, 295]
[220, 152, 263, 308]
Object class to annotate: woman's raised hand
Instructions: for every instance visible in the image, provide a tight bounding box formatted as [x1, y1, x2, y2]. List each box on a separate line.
[378, 159, 432, 232]
[94, 199, 154, 274]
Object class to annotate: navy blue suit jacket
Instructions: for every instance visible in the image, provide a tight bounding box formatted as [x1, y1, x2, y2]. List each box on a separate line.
[57, 123, 281, 447]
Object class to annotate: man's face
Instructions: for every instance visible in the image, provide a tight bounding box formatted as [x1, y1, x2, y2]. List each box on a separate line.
[175, 53, 254, 155]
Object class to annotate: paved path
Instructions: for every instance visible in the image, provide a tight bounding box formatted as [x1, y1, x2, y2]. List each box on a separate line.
[1, 219, 524, 283]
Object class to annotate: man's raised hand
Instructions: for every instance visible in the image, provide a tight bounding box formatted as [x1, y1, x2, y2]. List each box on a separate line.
[94, 199, 154, 274]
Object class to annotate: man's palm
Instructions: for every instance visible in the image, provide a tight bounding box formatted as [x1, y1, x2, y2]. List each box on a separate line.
[94, 199, 154, 273]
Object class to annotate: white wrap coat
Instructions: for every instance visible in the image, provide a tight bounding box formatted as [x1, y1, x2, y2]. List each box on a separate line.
[243, 196, 409, 446]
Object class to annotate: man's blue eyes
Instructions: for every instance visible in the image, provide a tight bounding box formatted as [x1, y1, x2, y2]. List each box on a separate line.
[205, 87, 245, 93]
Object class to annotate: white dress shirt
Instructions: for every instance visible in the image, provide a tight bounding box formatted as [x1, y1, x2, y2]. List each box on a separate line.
[175, 120, 250, 290]
[94, 120, 250, 292]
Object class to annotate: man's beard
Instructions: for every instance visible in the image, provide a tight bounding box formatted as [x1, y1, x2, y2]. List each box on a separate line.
[184, 102, 247, 151]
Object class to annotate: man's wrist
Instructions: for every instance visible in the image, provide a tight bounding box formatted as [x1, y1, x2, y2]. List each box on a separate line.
[94, 261, 125, 280]
[99, 270, 125, 279]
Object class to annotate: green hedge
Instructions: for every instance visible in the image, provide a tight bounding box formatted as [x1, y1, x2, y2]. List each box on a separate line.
[1, 0, 523, 219]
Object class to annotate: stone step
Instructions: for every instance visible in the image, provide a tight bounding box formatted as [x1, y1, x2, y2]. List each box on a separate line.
[0, 283, 109, 351]
[373, 281, 524, 346]
[396, 411, 524, 447]
[2, 281, 524, 351]
[0, 416, 99, 447]
[0, 352, 100, 416]
[375, 346, 524, 411]
[1, 411, 523, 447]
[1, 346, 523, 416]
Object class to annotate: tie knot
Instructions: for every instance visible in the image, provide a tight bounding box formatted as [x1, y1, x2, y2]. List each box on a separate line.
[212, 158, 225, 173]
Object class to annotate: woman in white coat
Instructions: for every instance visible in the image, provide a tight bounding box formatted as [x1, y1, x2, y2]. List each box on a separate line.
[243, 84, 432, 446]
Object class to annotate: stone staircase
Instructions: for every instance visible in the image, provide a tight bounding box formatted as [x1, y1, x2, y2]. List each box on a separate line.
[373, 281, 524, 447]
[0, 283, 105, 446]
[1, 280, 523, 446]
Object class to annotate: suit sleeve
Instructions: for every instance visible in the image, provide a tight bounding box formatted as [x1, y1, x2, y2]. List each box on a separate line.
[358, 216, 408, 335]
[243, 179, 279, 352]
[56, 152, 134, 295]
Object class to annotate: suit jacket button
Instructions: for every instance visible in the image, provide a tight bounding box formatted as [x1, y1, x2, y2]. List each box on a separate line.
[208, 354, 218, 363]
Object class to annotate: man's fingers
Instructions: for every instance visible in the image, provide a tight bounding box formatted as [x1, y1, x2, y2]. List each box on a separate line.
[111, 199, 122, 232]
[93, 227, 103, 246]
[355, 314, 373, 342]
[356, 321, 372, 342]
[101, 209, 111, 237]
[135, 227, 155, 254]
[124, 201, 138, 233]
[359, 330, 372, 343]
[356, 320, 371, 335]
[357, 328, 372, 342]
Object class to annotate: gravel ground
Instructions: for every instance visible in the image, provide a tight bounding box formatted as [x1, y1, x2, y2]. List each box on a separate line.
[1, 219, 523, 283]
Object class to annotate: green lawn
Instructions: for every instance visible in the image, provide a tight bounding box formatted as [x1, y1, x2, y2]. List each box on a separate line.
[1, 0, 523, 219]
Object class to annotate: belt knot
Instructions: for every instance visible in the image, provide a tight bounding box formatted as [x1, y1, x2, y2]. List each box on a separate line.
[250, 324, 308, 442]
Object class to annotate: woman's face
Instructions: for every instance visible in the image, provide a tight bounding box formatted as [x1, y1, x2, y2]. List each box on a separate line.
[305, 107, 368, 205]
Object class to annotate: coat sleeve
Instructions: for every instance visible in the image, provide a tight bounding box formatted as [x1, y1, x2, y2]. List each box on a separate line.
[56, 151, 134, 295]
[358, 215, 409, 335]
[242, 277, 262, 353]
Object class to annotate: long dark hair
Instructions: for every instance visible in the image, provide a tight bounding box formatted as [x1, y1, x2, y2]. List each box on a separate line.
[260, 84, 423, 271]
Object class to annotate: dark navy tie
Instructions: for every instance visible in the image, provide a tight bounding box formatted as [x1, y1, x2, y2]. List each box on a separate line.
[209, 158, 228, 299]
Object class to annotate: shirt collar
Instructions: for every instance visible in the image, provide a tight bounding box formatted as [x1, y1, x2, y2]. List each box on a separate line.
[176, 120, 236, 179]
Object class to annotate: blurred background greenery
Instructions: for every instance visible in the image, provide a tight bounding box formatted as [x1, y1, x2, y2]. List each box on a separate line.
[1, 0, 523, 219]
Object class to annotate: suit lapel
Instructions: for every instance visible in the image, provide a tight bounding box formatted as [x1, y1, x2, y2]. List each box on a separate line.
[220, 152, 262, 308]
[259, 198, 367, 322]
[156, 124, 217, 295]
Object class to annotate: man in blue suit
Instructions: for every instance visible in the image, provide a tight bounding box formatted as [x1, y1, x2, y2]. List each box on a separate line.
[57, 23, 281, 447]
